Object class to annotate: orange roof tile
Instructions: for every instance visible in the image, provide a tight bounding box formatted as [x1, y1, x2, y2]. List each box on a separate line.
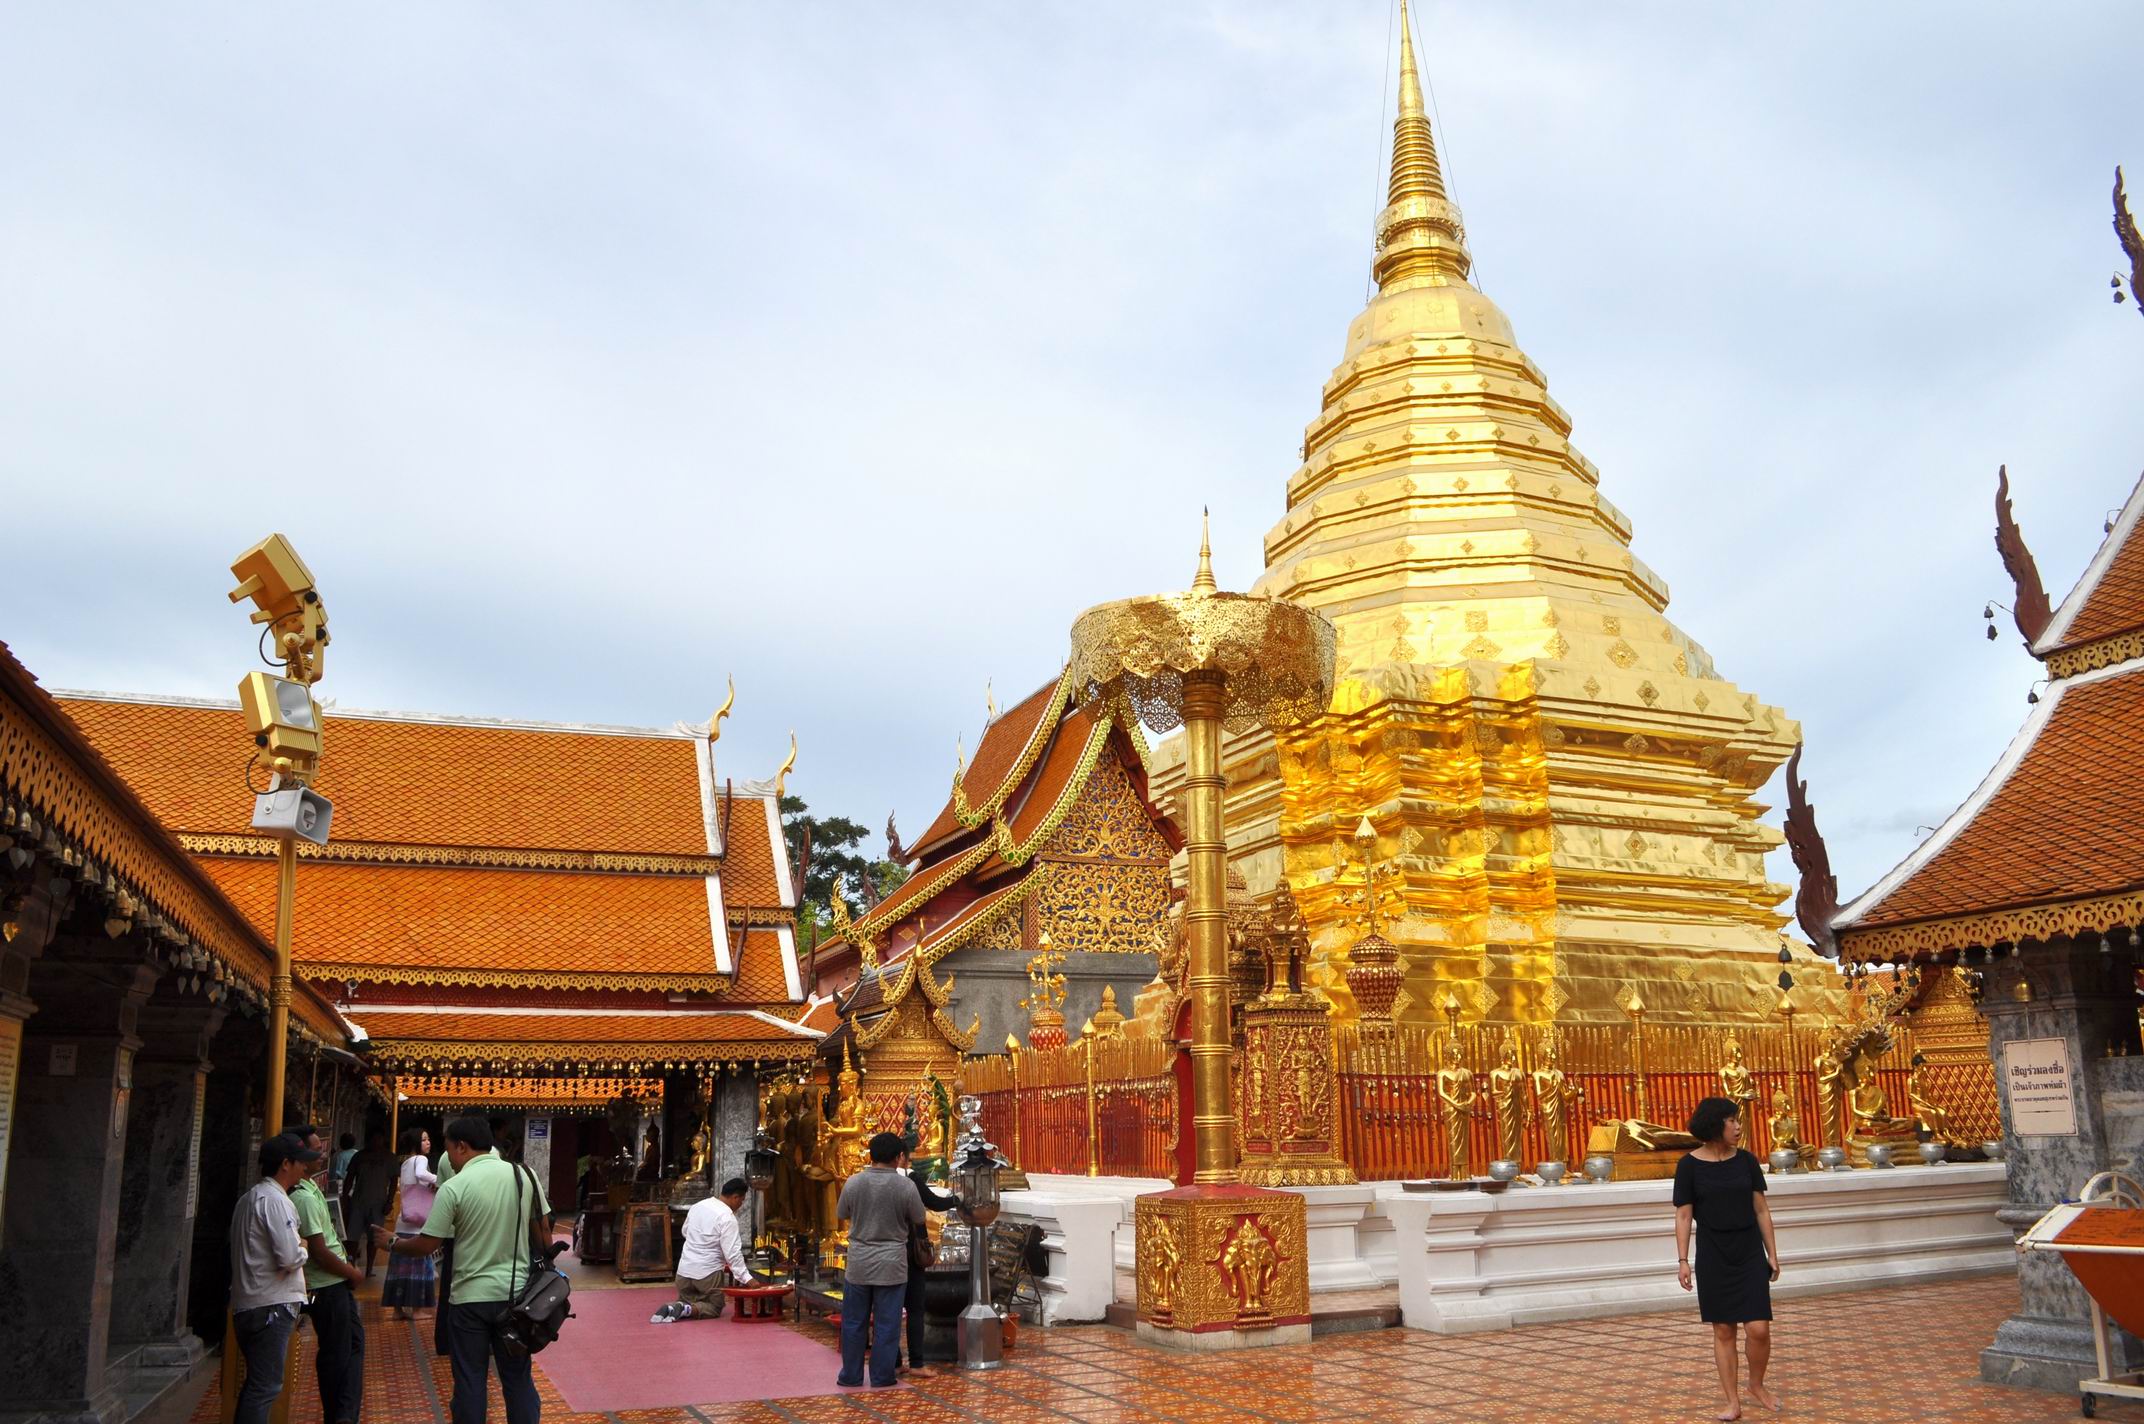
[729, 927, 796, 1001]
[57, 695, 715, 857]
[2039, 472, 2144, 656]
[1837, 663, 2144, 934]
[717, 792, 791, 909]
[397, 1075, 665, 1109]
[912, 676, 1064, 855]
[198, 857, 730, 987]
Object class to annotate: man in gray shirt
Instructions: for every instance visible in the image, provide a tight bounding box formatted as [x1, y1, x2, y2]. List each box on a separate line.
[835, 1132, 924, 1388]
[228, 1134, 317, 1424]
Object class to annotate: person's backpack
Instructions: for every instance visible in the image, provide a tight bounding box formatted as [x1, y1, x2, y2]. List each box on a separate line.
[495, 1161, 573, 1358]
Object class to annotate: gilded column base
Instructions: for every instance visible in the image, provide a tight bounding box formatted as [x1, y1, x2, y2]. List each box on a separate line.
[1134, 1185, 1309, 1347]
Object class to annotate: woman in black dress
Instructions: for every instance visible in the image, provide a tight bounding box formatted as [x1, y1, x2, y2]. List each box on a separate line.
[1673, 1096, 1781, 1420]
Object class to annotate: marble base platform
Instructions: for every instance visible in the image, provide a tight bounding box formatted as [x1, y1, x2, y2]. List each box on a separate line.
[1385, 1161, 2013, 1334]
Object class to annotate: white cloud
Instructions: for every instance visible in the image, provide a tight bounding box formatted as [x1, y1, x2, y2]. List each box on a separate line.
[3, 1, 2139, 908]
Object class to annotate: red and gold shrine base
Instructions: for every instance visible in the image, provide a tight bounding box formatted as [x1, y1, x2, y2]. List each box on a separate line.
[1135, 1185, 1310, 1335]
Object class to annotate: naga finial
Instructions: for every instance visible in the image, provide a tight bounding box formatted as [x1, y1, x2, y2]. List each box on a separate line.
[985, 678, 997, 722]
[1783, 743, 1840, 958]
[1994, 466, 2053, 644]
[2115, 166, 2144, 320]
[709, 675, 736, 745]
[774, 731, 798, 798]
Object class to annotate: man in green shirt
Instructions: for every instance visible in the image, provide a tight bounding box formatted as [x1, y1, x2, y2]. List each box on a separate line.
[286, 1123, 365, 1424]
[378, 1116, 549, 1424]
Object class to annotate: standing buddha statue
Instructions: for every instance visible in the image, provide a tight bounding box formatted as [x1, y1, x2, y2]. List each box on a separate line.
[1489, 1039, 1526, 1166]
[1531, 1033, 1584, 1168]
[1717, 1036, 1758, 1122]
[1436, 1038, 1479, 1181]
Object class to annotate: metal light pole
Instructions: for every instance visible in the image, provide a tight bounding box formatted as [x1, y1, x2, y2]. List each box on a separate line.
[228, 535, 332, 1129]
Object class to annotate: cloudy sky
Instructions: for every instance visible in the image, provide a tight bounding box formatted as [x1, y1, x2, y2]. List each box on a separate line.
[4, 3, 2139, 907]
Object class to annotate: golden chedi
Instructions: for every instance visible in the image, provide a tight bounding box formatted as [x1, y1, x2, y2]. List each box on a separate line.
[1157, 2, 1841, 1029]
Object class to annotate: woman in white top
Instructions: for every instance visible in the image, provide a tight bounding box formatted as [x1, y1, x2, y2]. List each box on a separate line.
[381, 1129, 439, 1319]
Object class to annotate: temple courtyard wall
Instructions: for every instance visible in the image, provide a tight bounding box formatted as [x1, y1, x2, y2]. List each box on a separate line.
[1000, 1163, 2014, 1332]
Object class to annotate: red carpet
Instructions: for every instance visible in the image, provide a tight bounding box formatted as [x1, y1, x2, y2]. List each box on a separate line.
[533, 1285, 878, 1409]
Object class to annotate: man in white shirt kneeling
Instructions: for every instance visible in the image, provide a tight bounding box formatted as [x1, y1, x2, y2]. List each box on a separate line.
[653, 1177, 754, 1323]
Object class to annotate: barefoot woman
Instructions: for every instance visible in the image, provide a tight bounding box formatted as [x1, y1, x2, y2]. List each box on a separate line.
[1673, 1096, 1781, 1419]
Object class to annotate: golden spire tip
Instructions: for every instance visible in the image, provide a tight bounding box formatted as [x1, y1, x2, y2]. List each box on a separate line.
[1192, 507, 1218, 594]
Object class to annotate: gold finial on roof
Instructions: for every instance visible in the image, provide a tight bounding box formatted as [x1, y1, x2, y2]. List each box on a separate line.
[1375, 0, 1471, 292]
[986, 678, 997, 722]
[1192, 507, 1218, 594]
[953, 734, 967, 780]
[774, 731, 797, 797]
[709, 675, 735, 745]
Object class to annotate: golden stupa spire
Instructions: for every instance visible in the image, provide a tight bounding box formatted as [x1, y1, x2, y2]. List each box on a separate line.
[1375, 0, 1471, 292]
[1192, 507, 1218, 594]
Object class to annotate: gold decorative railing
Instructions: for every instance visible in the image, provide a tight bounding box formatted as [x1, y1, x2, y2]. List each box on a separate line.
[965, 1035, 1179, 1179]
[1334, 1021, 1997, 1181]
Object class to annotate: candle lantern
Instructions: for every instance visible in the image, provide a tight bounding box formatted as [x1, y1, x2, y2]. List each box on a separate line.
[951, 1095, 1005, 1370]
[743, 1132, 779, 1267]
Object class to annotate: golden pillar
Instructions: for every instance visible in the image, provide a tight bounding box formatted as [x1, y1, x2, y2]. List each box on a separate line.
[1067, 517, 1335, 1348]
[1181, 669, 1235, 1183]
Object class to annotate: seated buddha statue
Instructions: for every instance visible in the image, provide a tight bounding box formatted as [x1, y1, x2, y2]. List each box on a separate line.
[1766, 1088, 1801, 1154]
[1847, 1063, 1919, 1165]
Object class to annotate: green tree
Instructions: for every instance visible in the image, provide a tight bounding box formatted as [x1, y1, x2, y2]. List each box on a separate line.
[780, 795, 908, 947]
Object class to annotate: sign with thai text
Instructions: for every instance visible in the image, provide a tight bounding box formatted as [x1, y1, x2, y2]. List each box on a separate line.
[2002, 1036, 2078, 1137]
[523, 1116, 552, 1195]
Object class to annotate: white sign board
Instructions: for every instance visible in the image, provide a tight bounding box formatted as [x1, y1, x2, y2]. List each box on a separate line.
[2002, 1036, 2079, 1137]
[523, 1116, 553, 1197]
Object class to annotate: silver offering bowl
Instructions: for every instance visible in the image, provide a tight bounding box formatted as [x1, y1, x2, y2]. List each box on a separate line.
[1488, 1159, 1521, 1183]
[1816, 1146, 1847, 1171]
[1535, 1161, 1567, 1186]
[1582, 1154, 1615, 1183]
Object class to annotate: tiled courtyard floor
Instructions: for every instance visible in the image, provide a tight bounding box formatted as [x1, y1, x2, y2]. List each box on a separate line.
[191, 1272, 2141, 1423]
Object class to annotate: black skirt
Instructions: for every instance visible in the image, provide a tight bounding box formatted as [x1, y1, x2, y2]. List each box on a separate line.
[1694, 1224, 1772, 1324]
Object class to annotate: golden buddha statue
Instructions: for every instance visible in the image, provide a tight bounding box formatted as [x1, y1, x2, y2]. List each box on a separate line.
[827, 1042, 868, 1179]
[1845, 1049, 1918, 1165]
[1907, 1053, 1954, 1143]
[1814, 1045, 1849, 1149]
[1531, 1033, 1583, 1167]
[1767, 1088, 1801, 1153]
[1436, 1038, 1479, 1180]
[1489, 1039, 1526, 1165]
[1718, 1036, 1758, 1120]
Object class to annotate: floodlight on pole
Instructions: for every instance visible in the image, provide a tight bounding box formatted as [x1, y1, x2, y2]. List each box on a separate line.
[229, 533, 331, 1138]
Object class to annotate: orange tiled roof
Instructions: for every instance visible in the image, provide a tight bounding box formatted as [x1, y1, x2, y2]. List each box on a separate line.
[729, 926, 796, 1001]
[57, 695, 716, 856]
[1835, 662, 2144, 950]
[912, 675, 1065, 854]
[2038, 472, 2144, 660]
[198, 857, 756, 990]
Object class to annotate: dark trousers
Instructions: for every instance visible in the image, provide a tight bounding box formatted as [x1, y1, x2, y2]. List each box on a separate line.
[902, 1272, 927, 1367]
[447, 1299, 540, 1424]
[232, 1303, 299, 1424]
[303, 1281, 365, 1424]
[837, 1281, 905, 1388]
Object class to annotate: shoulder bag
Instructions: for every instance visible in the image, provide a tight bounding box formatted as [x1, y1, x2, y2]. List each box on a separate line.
[493, 1160, 573, 1357]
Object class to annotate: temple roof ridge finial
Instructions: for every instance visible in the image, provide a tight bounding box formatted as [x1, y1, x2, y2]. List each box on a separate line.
[1374, 0, 1472, 292]
[1192, 507, 1218, 594]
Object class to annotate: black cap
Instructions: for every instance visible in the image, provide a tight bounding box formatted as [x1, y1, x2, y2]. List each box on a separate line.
[261, 1131, 325, 1175]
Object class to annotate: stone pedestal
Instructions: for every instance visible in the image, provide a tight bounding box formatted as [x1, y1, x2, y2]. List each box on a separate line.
[1979, 943, 2144, 1393]
[1133, 1184, 1310, 1350]
[0, 963, 156, 1424]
